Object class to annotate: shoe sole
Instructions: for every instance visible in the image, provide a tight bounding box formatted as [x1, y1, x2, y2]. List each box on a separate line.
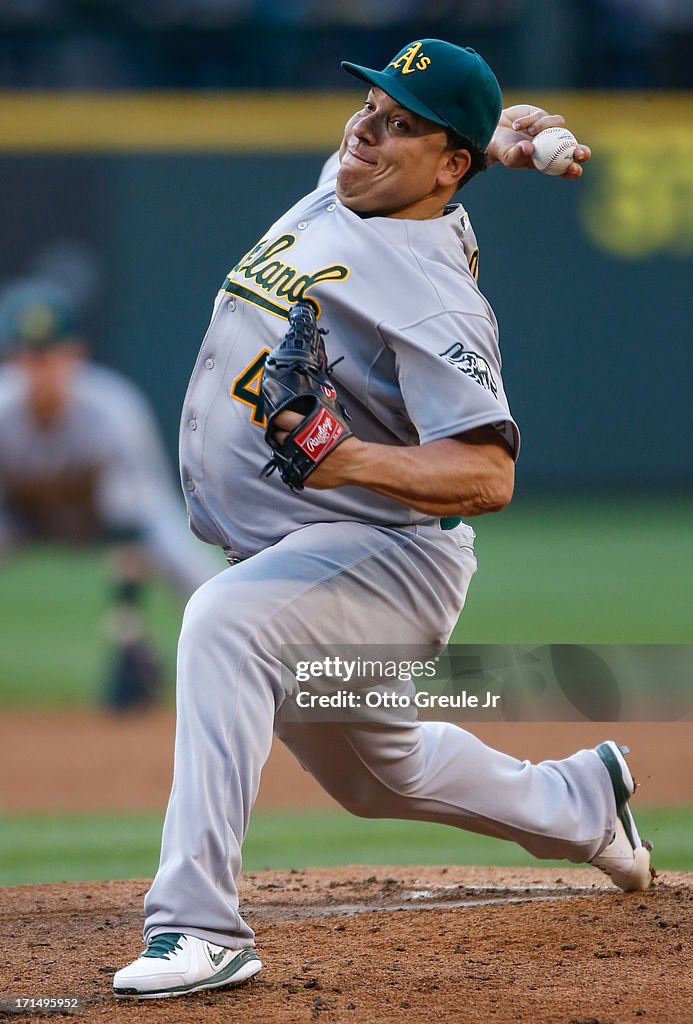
[113, 951, 262, 999]
[622, 846, 653, 891]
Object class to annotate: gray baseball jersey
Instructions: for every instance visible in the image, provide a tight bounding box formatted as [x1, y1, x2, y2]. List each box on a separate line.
[0, 361, 220, 595]
[180, 175, 519, 559]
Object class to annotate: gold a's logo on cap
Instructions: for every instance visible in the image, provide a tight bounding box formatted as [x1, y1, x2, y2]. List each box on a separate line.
[388, 41, 431, 75]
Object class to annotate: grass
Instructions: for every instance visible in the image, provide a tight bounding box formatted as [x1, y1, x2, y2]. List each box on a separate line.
[0, 545, 183, 706]
[0, 496, 691, 707]
[449, 493, 693, 644]
[0, 806, 690, 887]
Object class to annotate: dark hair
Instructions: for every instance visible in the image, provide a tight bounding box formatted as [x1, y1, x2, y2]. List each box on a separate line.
[444, 127, 489, 190]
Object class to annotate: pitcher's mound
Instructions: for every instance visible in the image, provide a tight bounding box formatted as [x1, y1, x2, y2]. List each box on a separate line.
[2, 866, 692, 1023]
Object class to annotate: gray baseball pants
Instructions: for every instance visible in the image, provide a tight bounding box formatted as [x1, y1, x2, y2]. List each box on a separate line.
[143, 520, 615, 948]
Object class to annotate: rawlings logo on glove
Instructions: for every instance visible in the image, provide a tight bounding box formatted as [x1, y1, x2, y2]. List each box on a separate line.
[295, 408, 345, 457]
[260, 301, 352, 492]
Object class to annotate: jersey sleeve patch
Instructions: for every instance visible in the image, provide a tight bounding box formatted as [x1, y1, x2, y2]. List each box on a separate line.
[439, 342, 498, 397]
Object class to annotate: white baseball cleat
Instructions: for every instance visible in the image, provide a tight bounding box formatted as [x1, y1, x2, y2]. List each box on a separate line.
[113, 932, 262, 999]
[590, 741, 653, 892]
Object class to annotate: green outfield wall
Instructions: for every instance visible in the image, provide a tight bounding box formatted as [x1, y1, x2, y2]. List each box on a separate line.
[1, 91, 690, 486]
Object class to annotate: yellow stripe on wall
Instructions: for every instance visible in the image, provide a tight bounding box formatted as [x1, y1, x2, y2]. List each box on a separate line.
[0, 91, 690, 152]
[0, 92, 358, 151]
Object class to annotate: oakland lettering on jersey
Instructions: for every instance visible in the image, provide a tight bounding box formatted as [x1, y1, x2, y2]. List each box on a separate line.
[223, 234, 349, 317]
[439, 342, 498, 397]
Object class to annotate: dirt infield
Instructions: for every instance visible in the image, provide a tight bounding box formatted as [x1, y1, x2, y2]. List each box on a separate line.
[2, 713, 692, 1022]
[1, 710, 691, 812]
[1, 868, 692, 1024]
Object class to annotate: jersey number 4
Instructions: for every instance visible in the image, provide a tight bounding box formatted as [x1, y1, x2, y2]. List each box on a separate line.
[230, 349, 269, 426]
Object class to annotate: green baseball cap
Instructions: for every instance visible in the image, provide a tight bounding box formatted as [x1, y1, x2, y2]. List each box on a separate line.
[0, 278, 78, 354]
[342, 38, 502, 150]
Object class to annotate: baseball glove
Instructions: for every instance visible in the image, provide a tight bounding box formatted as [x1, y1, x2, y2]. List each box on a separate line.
[260, 301, 352, 492]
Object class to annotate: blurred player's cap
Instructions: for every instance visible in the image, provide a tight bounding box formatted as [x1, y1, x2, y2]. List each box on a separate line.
[341, 38, 502, 150]
[0, 277, 79, 354]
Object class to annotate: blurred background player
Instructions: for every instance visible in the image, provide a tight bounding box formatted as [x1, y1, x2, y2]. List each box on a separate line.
[0, 276, 222, 709]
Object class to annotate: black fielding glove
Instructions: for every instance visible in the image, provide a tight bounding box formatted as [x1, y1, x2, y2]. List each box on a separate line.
[260, 301, 352, 492]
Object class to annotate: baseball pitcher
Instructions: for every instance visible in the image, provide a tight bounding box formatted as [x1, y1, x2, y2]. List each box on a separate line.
[114, 38, 651, 999]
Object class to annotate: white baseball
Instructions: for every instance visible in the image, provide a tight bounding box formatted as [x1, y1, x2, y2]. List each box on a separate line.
[530, 127, 578, 176]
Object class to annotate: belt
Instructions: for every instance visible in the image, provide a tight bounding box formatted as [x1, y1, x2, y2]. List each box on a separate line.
[440, 516, 462, 531]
